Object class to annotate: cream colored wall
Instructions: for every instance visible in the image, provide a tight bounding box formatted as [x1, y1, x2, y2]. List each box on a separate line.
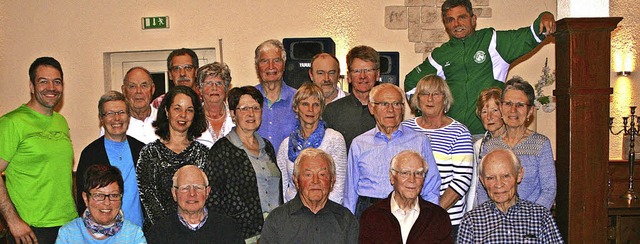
[0, 0, 556, 163]
[610, 0, 640, 159]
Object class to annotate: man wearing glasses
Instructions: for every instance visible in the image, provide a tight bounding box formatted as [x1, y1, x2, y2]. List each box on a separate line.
[148, 165, 243, 243]
[77, 91, 146, 227]
[323, 45, 379, 150]
[360, 150, 453, 243]
[0, 57, 77, 243]
[152, 48, 200, 108]
[344, 83, 441, 218]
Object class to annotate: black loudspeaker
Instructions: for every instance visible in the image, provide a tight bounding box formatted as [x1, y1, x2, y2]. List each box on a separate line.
[378, 51, 400, 86]
[283, 37, 336, 89]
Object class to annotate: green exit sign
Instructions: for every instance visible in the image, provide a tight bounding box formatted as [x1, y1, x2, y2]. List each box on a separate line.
[142, 16, 169, 29]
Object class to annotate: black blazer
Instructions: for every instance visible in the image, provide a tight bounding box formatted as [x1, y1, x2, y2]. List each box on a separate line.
[75, 136, 145, 215]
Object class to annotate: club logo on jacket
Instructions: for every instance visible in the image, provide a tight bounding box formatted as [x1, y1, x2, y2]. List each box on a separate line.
[474, 51, 486, 64]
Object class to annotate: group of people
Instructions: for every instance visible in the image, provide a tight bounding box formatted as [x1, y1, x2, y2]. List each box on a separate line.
[0, 0, 565, 243]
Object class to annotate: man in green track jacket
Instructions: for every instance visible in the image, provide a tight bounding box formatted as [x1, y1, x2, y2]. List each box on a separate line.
[404, 0, 556, 136]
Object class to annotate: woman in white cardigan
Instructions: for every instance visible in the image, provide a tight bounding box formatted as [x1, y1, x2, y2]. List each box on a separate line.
[277, 83, 347, 204]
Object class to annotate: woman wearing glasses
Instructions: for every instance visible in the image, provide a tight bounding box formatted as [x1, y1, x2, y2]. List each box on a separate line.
[57, 165, 145, 243]
[401, 74, 473, 238]
[276, 83, 347, 204]
[137, 86, 209, 231]
[195, 62, 235, 148]
[207, 86, 281, 243]
[477, 77, 556, 209]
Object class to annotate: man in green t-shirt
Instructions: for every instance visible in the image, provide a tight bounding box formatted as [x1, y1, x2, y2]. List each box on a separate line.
[0, 57, 77, 244]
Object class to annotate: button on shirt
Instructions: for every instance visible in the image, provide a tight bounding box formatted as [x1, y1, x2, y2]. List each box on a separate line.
[344, 124, 441, 213]
[390, 192, 420, 244]
[255, 83, 297, 151]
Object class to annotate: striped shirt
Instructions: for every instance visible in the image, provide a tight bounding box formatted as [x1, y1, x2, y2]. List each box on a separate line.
[402, 118, 474, 225]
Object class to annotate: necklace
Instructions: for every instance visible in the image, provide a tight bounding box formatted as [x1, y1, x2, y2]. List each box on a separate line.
[205, 109, 226, 121]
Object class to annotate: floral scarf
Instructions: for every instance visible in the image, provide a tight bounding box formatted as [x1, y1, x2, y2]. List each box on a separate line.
[82, 208, 124, 237]
[288, 120, 326, 162]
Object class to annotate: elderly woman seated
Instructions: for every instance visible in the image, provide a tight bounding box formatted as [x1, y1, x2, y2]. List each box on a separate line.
[56, 165, 146, 243]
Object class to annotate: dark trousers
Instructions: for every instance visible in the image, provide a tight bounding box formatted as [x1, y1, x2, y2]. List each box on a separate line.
[8, 226, 60, 244]
[355, 196, 383, 219]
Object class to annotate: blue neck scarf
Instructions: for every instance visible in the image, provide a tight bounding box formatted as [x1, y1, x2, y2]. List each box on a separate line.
[288, 120, 326, 162]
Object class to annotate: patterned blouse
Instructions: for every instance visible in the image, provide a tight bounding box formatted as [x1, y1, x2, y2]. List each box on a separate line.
[136, 140, 209, 231]
[206, 131, 280, 240]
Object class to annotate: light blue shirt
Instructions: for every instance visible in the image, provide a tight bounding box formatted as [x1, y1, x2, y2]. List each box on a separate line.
[104, 138, 144, 227]
[55, 218, 146, 243]
[343, 124, 441, 213]
[255, 83, 297, 151]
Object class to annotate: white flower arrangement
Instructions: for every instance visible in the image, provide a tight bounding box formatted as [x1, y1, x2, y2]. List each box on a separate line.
[534, 58, 556, 113]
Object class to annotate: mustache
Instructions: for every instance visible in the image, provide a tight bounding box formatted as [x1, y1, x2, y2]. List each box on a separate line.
[454, 26, 466, 32]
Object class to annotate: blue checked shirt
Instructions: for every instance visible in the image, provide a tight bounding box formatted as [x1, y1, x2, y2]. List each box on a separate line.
[458, 197, 563, 243]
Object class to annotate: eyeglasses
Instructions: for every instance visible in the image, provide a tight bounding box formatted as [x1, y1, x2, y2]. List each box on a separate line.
[201, 80, 225, 88]
[236, 105, 262, 113]
[373, 102, 404, 109]
[170, 64, 195, 73]
[418, 91, 444, 98]
[102, 110, 127, 118]
[391, 168, 426, 179]
[501, 101, 530, 109]
[88, 192, 122, 201]
[350, 68, 378, 75]
[173, 184, 207, 193]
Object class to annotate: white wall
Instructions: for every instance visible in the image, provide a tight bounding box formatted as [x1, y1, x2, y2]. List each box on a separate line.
[0, 0, 557, 163]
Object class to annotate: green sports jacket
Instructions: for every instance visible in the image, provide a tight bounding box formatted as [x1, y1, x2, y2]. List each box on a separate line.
[404, 12, 550, 134]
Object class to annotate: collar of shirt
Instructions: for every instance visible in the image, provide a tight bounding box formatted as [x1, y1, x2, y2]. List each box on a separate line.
[488, 194, 523, 215]
[177, 207, 209, 231]
[373, 124, 406, 142]
[256, 82, 295, 107]
[288, 194, 338, 216]
[227, 130, 266, 151]
[390, 191, 420, 216]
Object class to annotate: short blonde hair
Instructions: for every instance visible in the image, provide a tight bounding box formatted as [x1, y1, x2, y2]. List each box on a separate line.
[410, 74, 454, 113]
[292, 83, 326, 114]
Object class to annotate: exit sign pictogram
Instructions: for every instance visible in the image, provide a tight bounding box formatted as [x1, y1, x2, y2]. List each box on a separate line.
[142, 16, 169, 29]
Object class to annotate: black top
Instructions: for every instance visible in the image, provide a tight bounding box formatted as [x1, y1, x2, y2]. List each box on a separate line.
[260, 195, 359, 244]
[75, 136, 145, 215]
[146, 208, 244, 244]
[322, 94, 376, 149]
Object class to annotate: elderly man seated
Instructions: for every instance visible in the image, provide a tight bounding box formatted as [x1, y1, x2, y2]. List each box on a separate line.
[260, 148, 358, 243]
[147, 165, 243, 244]
[360, 150, 453, 243]
[344, 83, 441, 218]
[458, 149, 563, 243]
